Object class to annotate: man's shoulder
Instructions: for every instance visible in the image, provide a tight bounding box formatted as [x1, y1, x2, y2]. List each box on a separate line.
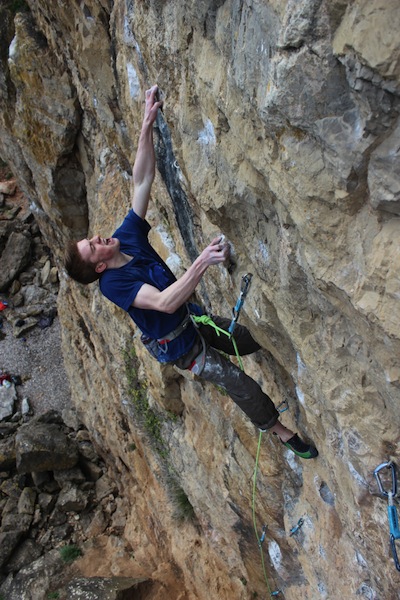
[115, 209, 151, 237]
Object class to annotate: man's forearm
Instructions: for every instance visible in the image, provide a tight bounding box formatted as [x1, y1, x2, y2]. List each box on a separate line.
[131, 86, 161, 218]
[133, 122, 155, 188]
[156, 256, 209, 313]
[133, 236, 230, 314]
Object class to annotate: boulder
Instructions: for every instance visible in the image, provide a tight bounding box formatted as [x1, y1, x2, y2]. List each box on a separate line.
[65, 577, 152, 600]
[0, 232, 31, 292]
[0, 549, 64, 600]
[5, 539, 43, 573]
[56, 484, 89, 512]
[0, 530, 24, 571]
[0, 383, 17, 421]
[15, 422, 79, 473]
[17, 487, 36, 515]
[0, 435, 16, 471]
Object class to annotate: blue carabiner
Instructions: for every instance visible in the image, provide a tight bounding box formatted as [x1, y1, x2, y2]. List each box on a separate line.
[374, 461, 400, 571]
[289, 517, 304, 537]
[228, 273, 253, 335]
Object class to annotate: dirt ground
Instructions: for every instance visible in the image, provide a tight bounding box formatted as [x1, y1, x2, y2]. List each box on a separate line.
[0, 164, 72, 417]
[0, 316, 72, 416]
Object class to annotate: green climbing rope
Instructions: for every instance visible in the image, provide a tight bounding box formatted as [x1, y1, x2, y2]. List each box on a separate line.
[192, 312, 277, 596]
[252, 430, 276, 596]
[191, 314, 243, 370]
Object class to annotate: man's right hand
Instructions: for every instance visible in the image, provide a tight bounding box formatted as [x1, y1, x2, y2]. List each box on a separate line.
[143, 85, 163, 128]
[199, 236, 230, 266]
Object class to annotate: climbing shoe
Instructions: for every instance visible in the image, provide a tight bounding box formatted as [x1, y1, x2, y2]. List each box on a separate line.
[282, 434, 318, 459]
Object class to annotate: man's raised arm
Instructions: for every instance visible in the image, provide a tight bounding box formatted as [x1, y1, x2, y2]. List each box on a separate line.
[132, 85, 163, 219]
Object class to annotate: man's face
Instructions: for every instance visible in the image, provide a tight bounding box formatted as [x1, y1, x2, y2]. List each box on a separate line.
[77, 235, 120, 271]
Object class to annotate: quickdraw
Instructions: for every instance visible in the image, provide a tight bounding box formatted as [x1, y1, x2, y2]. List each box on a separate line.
[374, 461, 400, 571]
[228, 273, 253, 335]
[289, 517, 304, 537]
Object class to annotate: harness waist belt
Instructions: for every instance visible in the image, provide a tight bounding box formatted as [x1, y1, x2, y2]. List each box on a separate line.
[157, 313, 191, 344]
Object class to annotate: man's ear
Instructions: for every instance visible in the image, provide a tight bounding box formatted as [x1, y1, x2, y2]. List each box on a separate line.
[95, 261, 107, 274]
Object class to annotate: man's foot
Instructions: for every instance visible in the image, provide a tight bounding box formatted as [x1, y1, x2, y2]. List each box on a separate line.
[281, 433, 318, 459]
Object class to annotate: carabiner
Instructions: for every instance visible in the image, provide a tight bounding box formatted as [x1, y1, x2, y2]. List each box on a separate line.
[374, 461, 400, 571]
[277, 399, 289, 414]
[374, 461, 397, 498]
[241, 273, 253, 296]
[289, 517, 304, 537]
[228, 274, 253, 335]
[258, 524, 267, 547]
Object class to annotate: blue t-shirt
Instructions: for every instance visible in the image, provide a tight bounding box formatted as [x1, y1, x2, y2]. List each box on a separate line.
[99, 210, 202, 362]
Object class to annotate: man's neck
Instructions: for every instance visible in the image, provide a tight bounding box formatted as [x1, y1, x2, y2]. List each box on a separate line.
[109, 251, 133, 269]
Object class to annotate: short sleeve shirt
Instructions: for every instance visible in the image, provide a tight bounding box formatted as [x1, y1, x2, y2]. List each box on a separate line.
[99, 210, 201, 362]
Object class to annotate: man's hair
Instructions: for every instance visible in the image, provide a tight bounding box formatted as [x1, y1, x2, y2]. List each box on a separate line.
[64, 240, 101, 285]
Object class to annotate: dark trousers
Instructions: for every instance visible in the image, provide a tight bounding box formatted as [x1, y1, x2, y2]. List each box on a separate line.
[174, 316, 279, 430]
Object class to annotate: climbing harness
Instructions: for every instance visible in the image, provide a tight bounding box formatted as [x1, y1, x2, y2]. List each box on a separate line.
[156, 312, 192, 351]
[374, 461, 400, 571]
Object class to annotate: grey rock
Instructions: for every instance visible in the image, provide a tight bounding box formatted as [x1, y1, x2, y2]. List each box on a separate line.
[21, 397, 31, 416]
[13, 317, 37, 338]
[0, 548, 64, 599]
[17, 487, 36, 515]
[61, 407, 82, 431]
[51, 523, 73, 544]
[21, 284, 49, 305]
[0, 383, 17, 421]
[15, 422, 79, 474]
[95, 473, 118, 502]
[0, 530, 24, 571]
[1, 512, 32, 533]
[31, 470, 52, 488]
[5, 538, 43, 573]
[37, 491, 56, 514]
[80, 457, 103, 482]
[53, 466, 86, 487]
[56, 483, 88, 512]
[0, 232, 31, 292]
[66, 577, 151, 600]
[0, 435, 16, 470]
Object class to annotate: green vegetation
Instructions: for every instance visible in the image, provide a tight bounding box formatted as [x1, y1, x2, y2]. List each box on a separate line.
[59, 544, 82, 564]
[168, 477, 196, 523]
[123, 345, 168, 458]
[47, 593, 60, 600]
[123, 343, 197, 523]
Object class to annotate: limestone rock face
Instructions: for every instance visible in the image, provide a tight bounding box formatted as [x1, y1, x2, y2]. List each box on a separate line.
[0, 1, 399, 599]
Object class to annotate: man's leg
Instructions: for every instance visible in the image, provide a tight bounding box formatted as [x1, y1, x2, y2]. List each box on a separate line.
[198, 345, 318, 459]
[200, 345, 279, 429]
[198, 316, 260, 356]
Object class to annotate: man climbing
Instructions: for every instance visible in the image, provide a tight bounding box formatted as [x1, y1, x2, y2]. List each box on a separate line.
[65, 85, 318, 459]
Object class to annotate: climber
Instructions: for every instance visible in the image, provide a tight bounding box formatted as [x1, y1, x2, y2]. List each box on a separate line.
[64, 85, 318, 460]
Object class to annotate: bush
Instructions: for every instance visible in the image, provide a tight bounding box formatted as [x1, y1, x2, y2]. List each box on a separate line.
[59, 544, 82, 564]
